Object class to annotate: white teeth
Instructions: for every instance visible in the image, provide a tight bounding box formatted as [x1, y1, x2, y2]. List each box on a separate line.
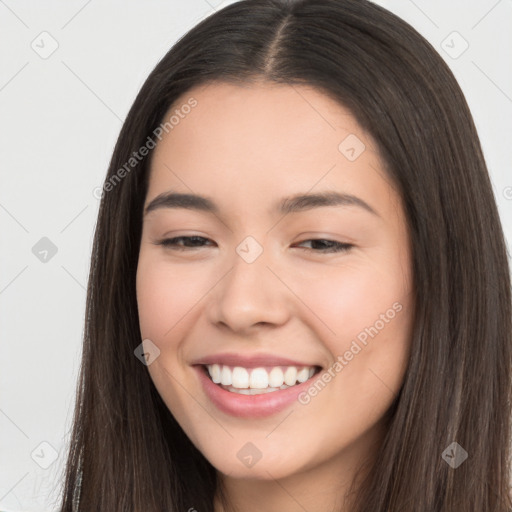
[220, 366, 232, 386]
[210, 363, 221, 384]
[231, 367, 249, 388]
[249, 368, 269, 389]
[284, 366, 297, 386]
[222, 385, 283, 395]
[205, 364, 317, 392]
[268, 367, 284, 387]
[297, 367, 310, 383]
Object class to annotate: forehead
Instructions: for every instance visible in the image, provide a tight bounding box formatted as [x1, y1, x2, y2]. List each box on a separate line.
[155, 80, 373, 158]
[147, 81, 398, 218]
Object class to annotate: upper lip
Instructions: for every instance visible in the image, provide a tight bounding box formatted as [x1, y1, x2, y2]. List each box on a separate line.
[191, 352, 321, 369]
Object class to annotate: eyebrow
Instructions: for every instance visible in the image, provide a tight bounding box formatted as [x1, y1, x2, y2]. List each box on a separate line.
[143, 190, 379, 218]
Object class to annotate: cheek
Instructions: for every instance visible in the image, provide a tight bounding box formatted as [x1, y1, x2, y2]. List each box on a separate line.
[135, 255, 208, 421]
[294, 269, 412, 457]
[287, 256, 410, 343]
[321, 304, 412, 457]
[288, 249, 413, 399]
[136, 254, 213, 340]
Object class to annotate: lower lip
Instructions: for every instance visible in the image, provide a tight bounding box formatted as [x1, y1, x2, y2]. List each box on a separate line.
[194, 365, 319, 418]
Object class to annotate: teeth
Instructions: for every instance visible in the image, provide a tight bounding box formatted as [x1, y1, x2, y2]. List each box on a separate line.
[232, 367, 249, 388]
[222, 385, 283, 395]
[269, 367, 284, 387]
[297, 367, 310, 383]
[220, 365, 232, 386]
[249, 368, 268, 388]
[210, 363, 221, 384]
[205, 364, 318, 392]
[283, 366, 297, 386]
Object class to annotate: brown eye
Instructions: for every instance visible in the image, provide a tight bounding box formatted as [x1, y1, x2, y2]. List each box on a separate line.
[294, 239, 353, 253]
[155, 236, 215, 250]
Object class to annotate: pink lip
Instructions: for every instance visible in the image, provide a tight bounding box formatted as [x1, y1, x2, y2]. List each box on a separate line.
[191, 352, 318, 369]
[193, 364, 320, 418]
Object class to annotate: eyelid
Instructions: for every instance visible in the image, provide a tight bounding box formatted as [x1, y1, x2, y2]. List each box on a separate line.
[153, 235, 215, 249]
[154, 235, 354, 254]
[293, 239, 353, 253]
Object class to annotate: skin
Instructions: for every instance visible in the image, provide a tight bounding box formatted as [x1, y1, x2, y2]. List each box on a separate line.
[136, 81, 415, 512]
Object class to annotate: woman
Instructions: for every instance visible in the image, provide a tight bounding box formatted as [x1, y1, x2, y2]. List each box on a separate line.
[59, 0, 512, 510]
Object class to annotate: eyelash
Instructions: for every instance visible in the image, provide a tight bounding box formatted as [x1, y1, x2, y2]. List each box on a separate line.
[155, 236, 353, 254]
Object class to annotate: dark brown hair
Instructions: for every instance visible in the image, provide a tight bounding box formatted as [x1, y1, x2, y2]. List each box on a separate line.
[58, 0, 512, 510]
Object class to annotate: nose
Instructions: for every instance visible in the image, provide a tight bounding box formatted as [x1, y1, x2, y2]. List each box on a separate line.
[206, 245, 291, 334]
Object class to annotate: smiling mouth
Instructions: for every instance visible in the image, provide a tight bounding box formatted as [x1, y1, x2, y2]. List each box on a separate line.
[201, 363, 322, 395]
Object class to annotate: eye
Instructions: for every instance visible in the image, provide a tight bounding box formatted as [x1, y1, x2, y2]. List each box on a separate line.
[293, 239, 353, 253]
[154, 236, 353, 254]
[155, 236, 215, 250]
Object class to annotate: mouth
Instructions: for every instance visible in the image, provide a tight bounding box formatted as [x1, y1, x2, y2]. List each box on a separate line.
[194, 361, 324, 418]
[200, 363, 323, 395]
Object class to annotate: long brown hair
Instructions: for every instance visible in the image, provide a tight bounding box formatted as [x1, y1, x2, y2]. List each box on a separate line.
[58, 1, 512, 510]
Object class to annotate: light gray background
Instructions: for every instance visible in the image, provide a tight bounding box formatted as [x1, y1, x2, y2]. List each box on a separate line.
[0, 1, 511, 511]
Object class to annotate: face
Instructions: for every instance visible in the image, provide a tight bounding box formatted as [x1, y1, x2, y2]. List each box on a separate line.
[136, 81, 414, 484]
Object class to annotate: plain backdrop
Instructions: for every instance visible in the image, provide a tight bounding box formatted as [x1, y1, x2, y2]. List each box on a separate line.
[0, 1, 511, 510]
